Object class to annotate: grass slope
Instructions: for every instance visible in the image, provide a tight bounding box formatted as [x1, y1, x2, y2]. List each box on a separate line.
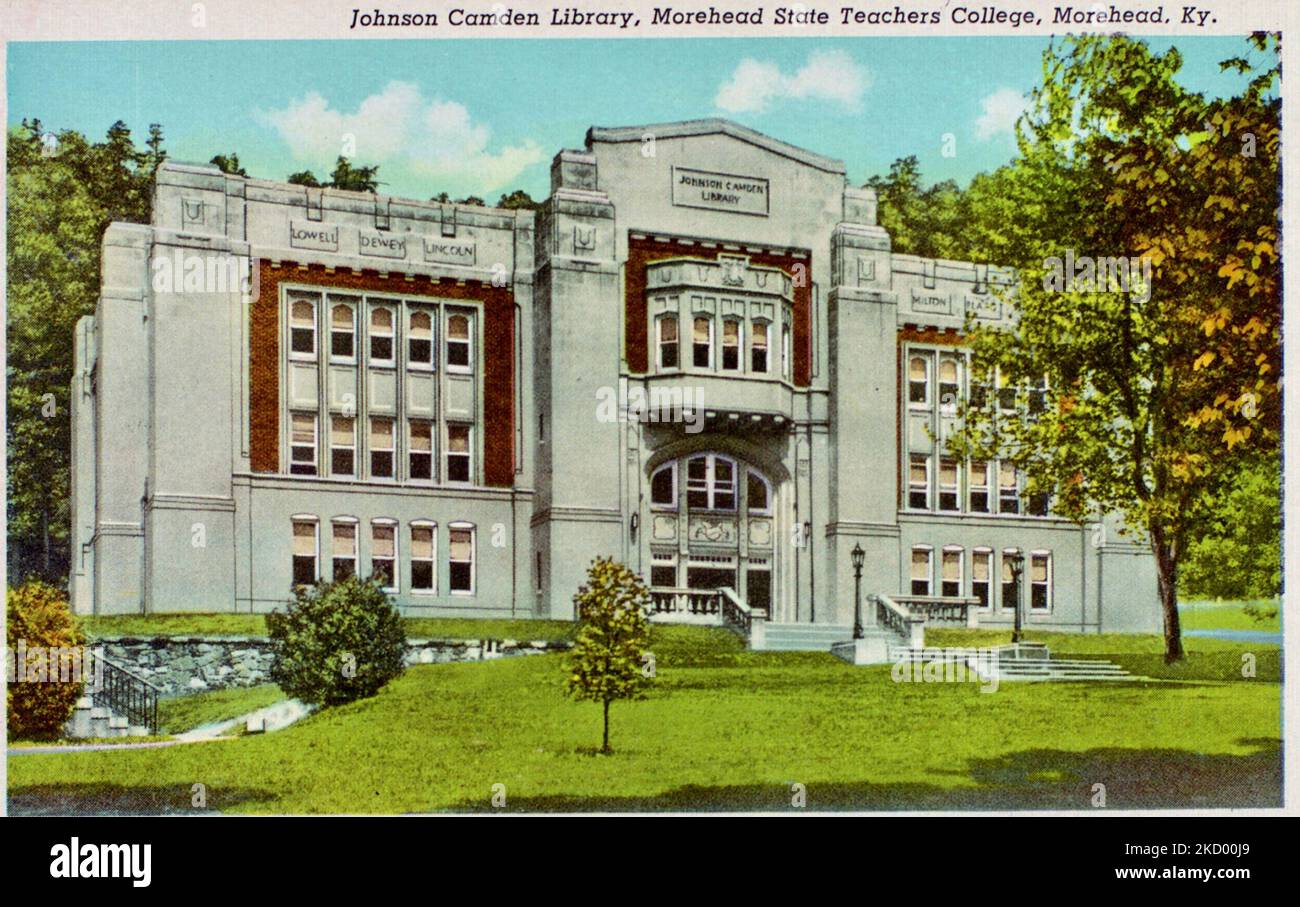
[9, 627, 1280, 814]
[81, 614, 577, 642]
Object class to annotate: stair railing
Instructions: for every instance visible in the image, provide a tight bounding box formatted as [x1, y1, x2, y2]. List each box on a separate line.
[719, 587, 766, 648]
[89, 650, 161, 734]
[873, 593, 927, 648]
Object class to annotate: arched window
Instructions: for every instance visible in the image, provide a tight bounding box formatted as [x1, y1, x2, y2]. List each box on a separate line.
[721, 319, 742, 371]
[330, 303, 355, 360]
[909, 355, 930, 405]
[290, 298, 316, 357]
[449, 522, 475, 594]
[938, 357, 959, 412]
[447, 312, 471, 372]
[650, 463, 677, 510]
[410, 521, 437, 593]
[746, 470, 771, 514]
[750, 321, 769, 373]
[408, 309, 433, 368]
[370, 306, 394, 364]
[371, 519, 397, 592]
[657, 314, 679, 369]
[941, 546, 963, 597]
[910, 546, 933, 596]
[693, 316, 712, 369]
[331, 518, 359, 581]
[291, 517, 318, 587]
[972, 548, 993, 609]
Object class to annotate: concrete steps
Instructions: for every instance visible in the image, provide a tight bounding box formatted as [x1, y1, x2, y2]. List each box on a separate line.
[983, 658, 1136, 681]
[757, 623, 856, 651]
[65, 697, 151, 739]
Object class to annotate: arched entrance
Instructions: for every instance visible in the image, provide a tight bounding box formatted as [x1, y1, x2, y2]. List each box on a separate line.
[646, 451, 779, 617]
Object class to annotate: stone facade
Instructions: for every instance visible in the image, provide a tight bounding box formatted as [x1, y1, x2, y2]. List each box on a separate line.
[70, 118, 1160, 633]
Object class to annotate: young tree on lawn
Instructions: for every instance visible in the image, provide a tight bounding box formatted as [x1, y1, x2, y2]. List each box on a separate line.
[565, 557, 653, 754]
[949, 35, 1280, 662]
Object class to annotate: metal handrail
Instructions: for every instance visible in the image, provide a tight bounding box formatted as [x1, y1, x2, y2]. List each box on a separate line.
[89, 650, 161, 734]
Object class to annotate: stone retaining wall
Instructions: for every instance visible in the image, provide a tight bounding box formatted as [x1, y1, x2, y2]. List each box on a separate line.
[94, 636, 571, 698]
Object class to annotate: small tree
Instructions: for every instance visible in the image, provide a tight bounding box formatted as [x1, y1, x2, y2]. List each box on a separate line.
[267, 576, 406, 707]
[7, 581, 86, 739]
[565, 557, 653, 754]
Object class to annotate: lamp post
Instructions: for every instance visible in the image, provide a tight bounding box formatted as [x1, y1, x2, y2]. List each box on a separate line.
[851, 542, 865, 640]
[1006, 548, 1024, 643]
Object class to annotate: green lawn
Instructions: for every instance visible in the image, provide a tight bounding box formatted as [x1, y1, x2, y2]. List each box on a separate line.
[1178, 599, 1281, 632]
[9, 626, 1281, 814]
[81, 613, 577, 643]
[157, 684, 287, 735]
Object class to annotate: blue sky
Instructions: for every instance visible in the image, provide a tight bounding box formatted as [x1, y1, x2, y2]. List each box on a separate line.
[8, 37, 1259, 200]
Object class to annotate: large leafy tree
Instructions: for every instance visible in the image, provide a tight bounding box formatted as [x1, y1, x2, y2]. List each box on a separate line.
[950, 35, 1280, 661]
[6, 120, 163, 585]
[287, 156, 381, 193]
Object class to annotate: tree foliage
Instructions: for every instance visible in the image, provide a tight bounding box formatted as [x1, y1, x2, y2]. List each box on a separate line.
[7, 580, 86, 739]
[288, 156, 382, 193]
[565, 557, 653, 754]
[947, 34, 1280, 661]
[267, 575, 407, 707]
[6, 119, 164, 586]
[1182, 455, 1281, 600]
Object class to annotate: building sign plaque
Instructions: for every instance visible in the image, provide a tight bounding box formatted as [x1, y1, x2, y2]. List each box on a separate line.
[671, 166, 770, 217]
[358, 230, 408, 260]
[423, 238, 477, 266]
[289, 221, 339, 252]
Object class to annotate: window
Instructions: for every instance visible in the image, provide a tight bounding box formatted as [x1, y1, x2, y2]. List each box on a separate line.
[1029, 375, 1048, 415]
[969, 460, 991, 513]
[972, 548, 992, 609]
[330, 303, 355, 360]
[781, 316, 792, 380]
[331, 520, 357, 581]
[908, 454, 930, 509]
[685, 454, 736, 511]
[447, 312, 471, 372]
[651, 463, 676, 510]
[449, 523, 474, 594]
[751, 321, 769, 373]
[941, 547, 963, 597]
[692, 316, 712, 368]
[290, 413, 317, 476]
[291, 519, 318, 587]
[408, 309, 433, 368]
[370, 307, 394, 364]
[651, 564, 676, 588]
[746, 470, 771, 514]
[1027, 487, 1051, 517]
[657, 315, 679, 369]
[290, 298, 315, 356]
[722, 319, 741, 371]
[1031, 552, 1052, 610]
[969, 370, 990, 410]
[1001, 550, 1020, 612]
[411, 523, 436, 592]
[330, 416, 355, 477]
[908, 355, 930, 406]
[447, 424, 471, 483]
[910, 547, 932, 596]
[938, 357, 960, 413]
[997, 369, 1017, 413]
[370, 417, 394, 479]
[409, 420, 433, 480]
[998, 462, 1019, 514]
[938, 459, 960, 511]
[371, 521, 397, 591]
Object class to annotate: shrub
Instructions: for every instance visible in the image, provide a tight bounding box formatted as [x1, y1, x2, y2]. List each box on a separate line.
[267, 576, 406, 707]
[7, 581, 86, 740]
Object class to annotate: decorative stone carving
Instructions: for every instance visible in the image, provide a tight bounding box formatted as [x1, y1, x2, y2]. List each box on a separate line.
[748, 518, 773, 548]
[652, 514, 678, 541]
[688, 516, 738, 544]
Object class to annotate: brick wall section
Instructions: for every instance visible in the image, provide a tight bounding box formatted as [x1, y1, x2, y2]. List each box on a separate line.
[249, 260, 516, 486]
[624, 234, 813, 386]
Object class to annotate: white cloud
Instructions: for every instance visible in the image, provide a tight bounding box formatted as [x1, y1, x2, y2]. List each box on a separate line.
[258, 81, 544, 195]
[974, 87, 1027, 141]
[714, 50, 869, 114]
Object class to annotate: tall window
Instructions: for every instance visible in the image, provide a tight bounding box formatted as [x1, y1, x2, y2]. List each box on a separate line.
[411, 523, 436, 592]
[447, 312, 471, 372]
[908, 454, 930, 509]
[997, 368, 1017, 413]
[941, 547, 963, 597]
[330, 416, 355, 477]
[449, 523, 474, 594]
[447, 424, 472, 483]
[909, 355, 930, 405]
[651, 463, 676, 510]
[657, 315, 679, 369]
[290, 413, 317, 476]
[1001, 550, 1020, 613]
[746, 470, 771, 514]
[290, 298, 315, 356]
[408, 309, 433, 368]
[1031, 552, 1052, 610]
[781, 316, 792, 380]
[910, 547, 932, 596]
[1029, 375, 1049, 415]
[969, 461, 991, 513]
[722, 319, 741, 371]
[972, 549, 992, 609]
[938, 357, 960, 413]
[370, 417, 394, 479]
[409, 420, 433, 480]
[371, 521, 397, 591]
[938, 459, 960, 511]
[291, 518, 318, 587]
[331, 521, 357, 581]
[751, 321, 769, 373]
[1027, 487, 1051, 517]
[686, 454, 736, 511]
[692, 316, 712, 368]
[330, 303, 355, 360]
[998, 462, 1020, 514]
[370, 307, 394, 364]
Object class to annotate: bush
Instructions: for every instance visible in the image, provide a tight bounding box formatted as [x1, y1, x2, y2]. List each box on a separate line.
[267, 576, 406, 707]
[7, 581, 86, 740]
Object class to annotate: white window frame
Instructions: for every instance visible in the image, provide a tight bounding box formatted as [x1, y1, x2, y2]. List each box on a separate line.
[330, 414, 356, 478]
[370, 519, 399, 593]
[692, 315, 713, 370]
[369, 305, 396, 367]
[969, 460, 991, 513]
[938, 458, 961, 512]
[908, 454, 930, 510]
[446, 423, 472, 485]
[781, 316, 792, 381]
[746, 469, 772, 516]
[650, 462, 677, 511]
[408, 306, 435, 371]
[938, 355, 960, 414]
[369, 416, 396, 481]
[941, 546, 964, 598]
[721, 317, 743, 372]
[657, 313, 680, 370]
[410, 520, 438, 595]
[971, 547, 994, 611]
[289, 296, 317, 361]
[290, 411, 318, 476]
[1000, 548, 1021, 613]
[408, 419, 435, 483]
[329, 301, 356, 364]
[908, 353, 931, 408]
[998, 461, 1020, 514]
[750, 318, 770, 374]
[686, 453, 737, 512]
[291, 516, 319, 588]
[446, 311, 472, 375]
[331, 517, 359, 583]
[1030, 550, 1053, 611]
[910, 545, 933, 596]
[448, 522, 476, 596]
